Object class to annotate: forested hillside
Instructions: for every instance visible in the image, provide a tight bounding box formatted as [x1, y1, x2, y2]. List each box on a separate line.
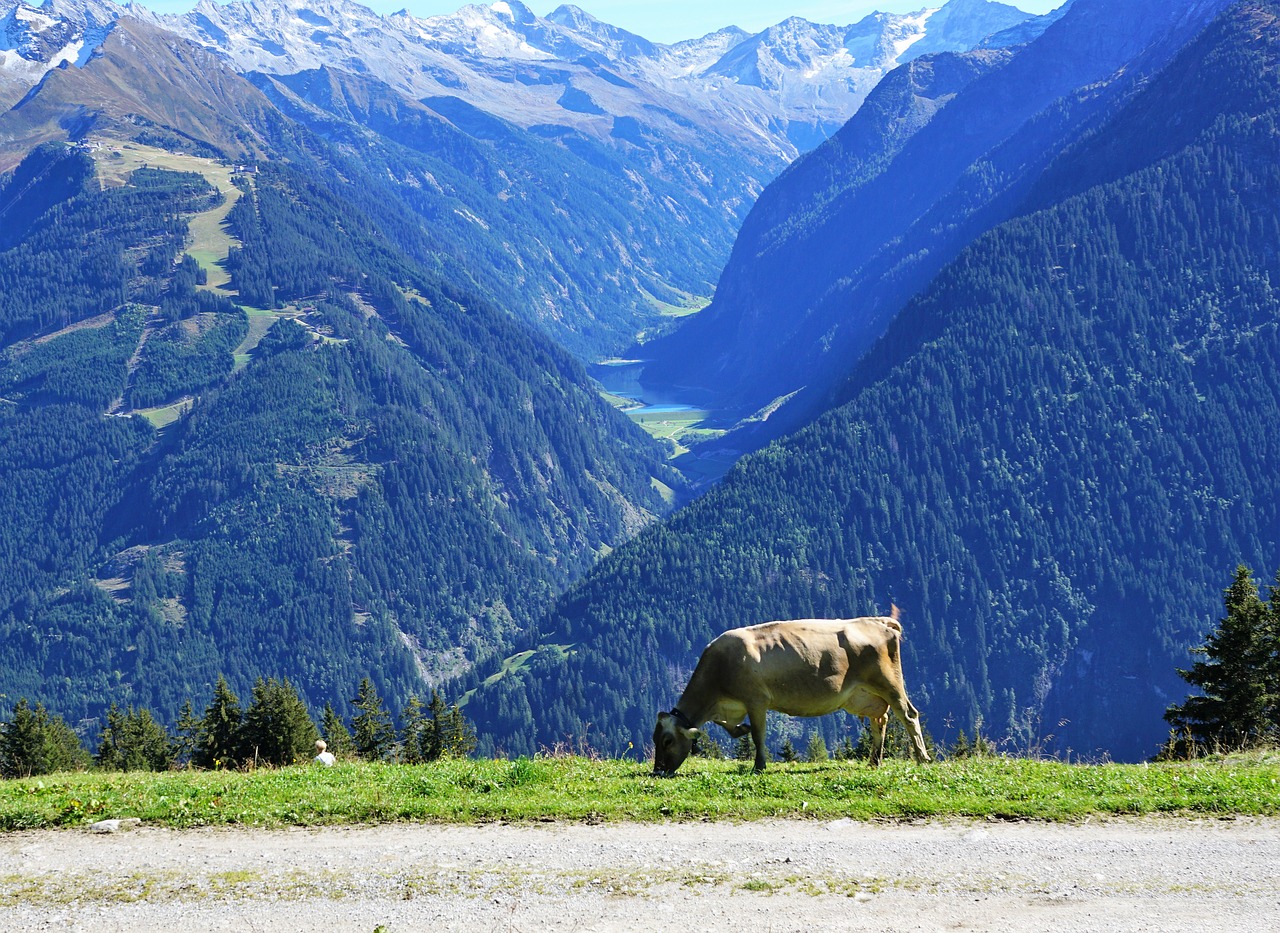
[0, 17, 740, 360]
[639, 0, 1233, 441]
[0, 137, 676, 726]
[467, 0, 1280, 761]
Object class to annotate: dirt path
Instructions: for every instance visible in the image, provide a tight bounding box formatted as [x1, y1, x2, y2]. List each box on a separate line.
[2, 817, 1277, 932]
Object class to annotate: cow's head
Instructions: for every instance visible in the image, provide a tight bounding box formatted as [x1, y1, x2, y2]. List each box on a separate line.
[652, 711, 699, 776]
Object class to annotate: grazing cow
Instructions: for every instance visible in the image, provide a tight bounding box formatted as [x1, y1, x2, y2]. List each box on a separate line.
[652, 611, 930, 774]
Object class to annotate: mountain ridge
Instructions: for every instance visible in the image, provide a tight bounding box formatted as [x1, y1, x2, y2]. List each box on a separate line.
[637, 0, 1233, 443]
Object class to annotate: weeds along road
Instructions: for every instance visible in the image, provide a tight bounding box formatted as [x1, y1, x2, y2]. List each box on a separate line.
[3, 817, 1278, 932]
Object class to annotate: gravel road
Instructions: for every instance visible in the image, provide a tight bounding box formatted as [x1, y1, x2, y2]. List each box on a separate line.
[3, 817, 1278, 932]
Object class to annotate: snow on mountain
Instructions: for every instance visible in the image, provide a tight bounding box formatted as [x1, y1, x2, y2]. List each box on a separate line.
[0, 0, 1053, 159]
[0, 0, 120, 108]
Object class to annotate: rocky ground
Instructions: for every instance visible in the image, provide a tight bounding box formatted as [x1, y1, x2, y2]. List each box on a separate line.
[2, 817, 1278, 931]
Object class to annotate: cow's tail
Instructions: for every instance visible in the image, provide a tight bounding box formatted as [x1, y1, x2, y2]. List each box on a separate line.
[882, 603, 903, 634]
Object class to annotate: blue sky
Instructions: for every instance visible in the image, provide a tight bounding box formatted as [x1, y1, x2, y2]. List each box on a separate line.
[135, 1, 1066, 45]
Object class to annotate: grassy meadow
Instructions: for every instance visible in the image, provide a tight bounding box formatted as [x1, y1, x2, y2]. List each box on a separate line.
[2, 753, 1277, 832]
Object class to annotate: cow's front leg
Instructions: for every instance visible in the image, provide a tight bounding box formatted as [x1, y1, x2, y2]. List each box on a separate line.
[868, 712, 888, 767]
[748, 707, 768, 772]
[716, 719, 751, 739]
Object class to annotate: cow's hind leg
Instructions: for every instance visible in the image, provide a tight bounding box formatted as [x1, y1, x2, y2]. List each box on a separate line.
[888, 692, 931, 763]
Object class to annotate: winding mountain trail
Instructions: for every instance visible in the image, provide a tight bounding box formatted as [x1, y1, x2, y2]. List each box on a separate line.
[3, 817, 1277, 931]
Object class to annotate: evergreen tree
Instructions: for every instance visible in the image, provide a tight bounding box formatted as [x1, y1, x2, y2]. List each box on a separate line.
[778, 737, 800, 763]
[195, 675, 244, 769]
[239, 678, 319, 768]
[1164, 566, 1280, 751]
[173, 700, 201, 768]
[351, 677, 394, 761]
[399, 695, 428, 764]
[805, 732, 829, 763]
[436, 695, 477, 760]
[42, 714, 89, 775]
[320, 702, 356, 761]
[0, 699, 87, 778]
[734, 735, 755, 763]
[95, 704, 174, 772]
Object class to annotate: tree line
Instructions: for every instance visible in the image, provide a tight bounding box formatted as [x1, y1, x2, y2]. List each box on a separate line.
[0, 675, 475, 779]
[1163, 565, 1280, 756]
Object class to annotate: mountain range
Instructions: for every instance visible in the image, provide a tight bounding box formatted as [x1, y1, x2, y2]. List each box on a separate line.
[1, 0, 1052, 362]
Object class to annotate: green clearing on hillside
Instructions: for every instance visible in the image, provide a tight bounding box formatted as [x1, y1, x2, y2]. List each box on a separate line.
[92, 141, 243, 294]
[90, 142, 301, 374]
[1, 754, 1276, 830]
[233, 307, 296, 371]
[459, 645, 574, 707]
[647, 290, 711, 319]
[135, 398, 194, 429]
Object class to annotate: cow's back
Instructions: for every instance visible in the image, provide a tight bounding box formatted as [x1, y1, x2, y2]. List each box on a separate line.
[701, 617, 900, 718]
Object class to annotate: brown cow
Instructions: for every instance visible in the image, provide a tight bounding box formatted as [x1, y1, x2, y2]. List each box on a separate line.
[652, 612, 930, 774]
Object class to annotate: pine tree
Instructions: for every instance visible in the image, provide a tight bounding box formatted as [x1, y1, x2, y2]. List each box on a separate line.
[239, 678, 319, 768]
[805, 732, 829, 763]
[1165, 566, 1280, 751]
[174, 700, 200, 768]
[195, 675, 244, 769]
[439, 703, 477, 760]
[0, 699, 88, 778]
[779, 737, 800, 763]
[0, 699, 46, 779]
[320, 702, 356, 760]
[95, 704, 174, 772]
[351, 677, 394, 761]
[400, 695, 428, 764]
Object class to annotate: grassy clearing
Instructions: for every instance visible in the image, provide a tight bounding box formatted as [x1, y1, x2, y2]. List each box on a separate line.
[627, 409, 722, 459]
[92, 140, 244, 294]
[644, 289, 710, 319]
[1, 754, 1277, 832]
[232, 306, 288, 370]
[134, 398, 194, 429]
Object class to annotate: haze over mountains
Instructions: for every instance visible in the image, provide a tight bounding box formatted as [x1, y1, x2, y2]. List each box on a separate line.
[4, 0, 1278, 764]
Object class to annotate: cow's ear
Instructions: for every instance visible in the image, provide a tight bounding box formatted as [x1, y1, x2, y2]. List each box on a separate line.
[657, 712, 672, 725]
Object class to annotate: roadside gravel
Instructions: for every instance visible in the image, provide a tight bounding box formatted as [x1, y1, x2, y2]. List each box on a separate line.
[3, 817, 1278, 931]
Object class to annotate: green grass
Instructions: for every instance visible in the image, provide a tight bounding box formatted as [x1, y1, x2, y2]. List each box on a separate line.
[644, 289, 710, 318]
[2, 754, 1277, 831]
[135, 398, 194, 429]
[93, 140, 244, 295]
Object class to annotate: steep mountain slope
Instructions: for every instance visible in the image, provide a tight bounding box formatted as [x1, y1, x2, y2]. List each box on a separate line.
[640, 0, 1232, 438]
[0, 0, 120, 109]
[0, 18, 729, 358]
[0, 16, 281, 160]
[466, 0, 1280, 761]
[0, 0, 1060, 361]
[0, 129, 676, 725]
